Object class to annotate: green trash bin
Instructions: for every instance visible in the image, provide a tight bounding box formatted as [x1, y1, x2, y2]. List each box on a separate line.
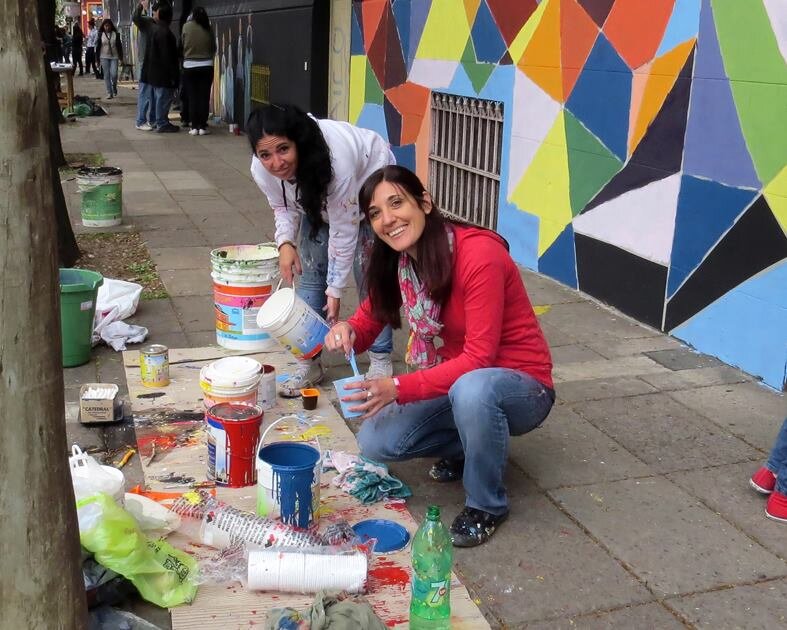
[60, 268, 103, 367]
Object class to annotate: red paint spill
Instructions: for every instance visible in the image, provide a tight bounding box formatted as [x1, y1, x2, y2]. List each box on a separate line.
[368, 559, 410, 592]
[383, 501, 409, 515]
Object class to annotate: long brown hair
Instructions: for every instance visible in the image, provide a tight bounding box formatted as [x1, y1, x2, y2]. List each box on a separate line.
[358, 166, 454, 328]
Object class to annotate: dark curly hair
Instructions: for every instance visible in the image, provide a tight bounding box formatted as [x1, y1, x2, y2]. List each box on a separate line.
[246, 104, 334, 239]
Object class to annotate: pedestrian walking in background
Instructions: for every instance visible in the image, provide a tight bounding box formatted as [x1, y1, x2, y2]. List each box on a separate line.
[97, 19, 123, 99]
[85, 19, 101, 78]
[62, 28, 73, 63]
[133, 0, 180, 132]
[181, 6, 216, 136]
[72, 23, 84, 75]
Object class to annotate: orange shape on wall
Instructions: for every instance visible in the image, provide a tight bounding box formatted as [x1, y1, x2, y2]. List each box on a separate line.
[560, 0, 600, 101]
[518, 0, 563, 102]
[603, 0, 674, 69]
[385, 82, 431, 145]
[362, 0, 388, 54]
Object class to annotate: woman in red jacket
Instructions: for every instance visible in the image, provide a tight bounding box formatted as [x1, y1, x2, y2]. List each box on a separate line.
[325, 165, 554, 547]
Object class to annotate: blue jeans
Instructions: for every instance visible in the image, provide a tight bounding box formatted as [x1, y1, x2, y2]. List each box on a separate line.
[136, 81, 153, 126]
[358, 368, 555, 514]
[766, 418, 787, 494]
[152, 86, 174, 129]
[297, 214, 393, 354]
[100, 58, 118, 95]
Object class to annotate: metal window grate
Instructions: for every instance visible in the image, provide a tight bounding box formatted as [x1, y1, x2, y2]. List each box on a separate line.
[250, 64, 270, 105]
[428, 93, 504, 230]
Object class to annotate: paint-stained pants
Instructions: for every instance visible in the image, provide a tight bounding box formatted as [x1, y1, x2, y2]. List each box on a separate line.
[297, 214, 393, 355]
[357, 368, 555, 515]
[766, 418, 787, 495]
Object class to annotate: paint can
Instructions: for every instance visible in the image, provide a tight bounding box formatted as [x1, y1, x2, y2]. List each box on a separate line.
[211, 244, 280, 351]
[257, 364, 276, 410]
[140, 344, 170, 387]
[206, 403, 264, 488]
[77, 166, 123, 227]
[199, 356, 262, 409]
[256, 416, 321, 529]
[255, 287, 330, 360]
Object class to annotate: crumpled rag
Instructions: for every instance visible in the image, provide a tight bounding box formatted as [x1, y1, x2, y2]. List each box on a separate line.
[265, 590, 387, 630]
[323, 450, 412, 505]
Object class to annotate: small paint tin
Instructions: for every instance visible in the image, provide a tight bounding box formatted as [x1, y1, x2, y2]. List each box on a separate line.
[140, 344, 170, 387]
[257, 364, 276, 410]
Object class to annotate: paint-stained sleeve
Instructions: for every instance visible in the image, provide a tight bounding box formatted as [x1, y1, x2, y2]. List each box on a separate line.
[250, 157, 299, 247]
[323, 175, 361, 298]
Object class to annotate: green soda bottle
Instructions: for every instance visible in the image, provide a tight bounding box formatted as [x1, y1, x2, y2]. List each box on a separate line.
[410, 505, 453, 629]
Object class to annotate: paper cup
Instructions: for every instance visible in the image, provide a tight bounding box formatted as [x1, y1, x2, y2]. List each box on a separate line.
[333, 376, 364, 419]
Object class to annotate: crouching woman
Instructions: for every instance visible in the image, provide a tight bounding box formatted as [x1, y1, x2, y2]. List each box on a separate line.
[325, 165, 554, 547]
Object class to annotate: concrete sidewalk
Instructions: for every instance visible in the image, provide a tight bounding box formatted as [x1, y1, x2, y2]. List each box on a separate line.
[61, 76, 787, 629]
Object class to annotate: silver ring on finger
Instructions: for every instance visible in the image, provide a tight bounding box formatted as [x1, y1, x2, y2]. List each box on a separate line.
[367, 390, 373, 399]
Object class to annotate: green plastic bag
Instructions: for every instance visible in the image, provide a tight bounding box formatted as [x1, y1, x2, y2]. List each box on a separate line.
[77, 493, 198, 608]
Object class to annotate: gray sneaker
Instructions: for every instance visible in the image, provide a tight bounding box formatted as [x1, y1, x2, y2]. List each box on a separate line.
[365, 351, 393, 379]
[280, 358, 325, 398]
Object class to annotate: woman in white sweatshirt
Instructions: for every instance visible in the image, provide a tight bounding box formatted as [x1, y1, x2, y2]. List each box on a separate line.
[248, 104, 395, 397]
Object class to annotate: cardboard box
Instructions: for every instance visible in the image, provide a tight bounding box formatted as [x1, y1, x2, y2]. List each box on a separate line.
[79, 383, 120, 423]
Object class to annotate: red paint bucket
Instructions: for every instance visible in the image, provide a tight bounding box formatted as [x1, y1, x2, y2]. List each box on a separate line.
[206, 403, 264, 488]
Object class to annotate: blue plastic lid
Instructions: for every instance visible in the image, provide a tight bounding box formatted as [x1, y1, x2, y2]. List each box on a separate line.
[352, 519, 410, 553]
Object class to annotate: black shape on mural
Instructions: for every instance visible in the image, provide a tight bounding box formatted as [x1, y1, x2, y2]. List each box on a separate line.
[575, 233, 667, 329]
[577, 0, 616, 28]
[384, 96, 403, 146]
[665, 195, 787, 331]
[582, 48, 695, 214]
[499, 50, 513, 65]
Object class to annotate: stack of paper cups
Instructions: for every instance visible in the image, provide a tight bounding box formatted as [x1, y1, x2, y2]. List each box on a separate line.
[247, 550, 368, 594]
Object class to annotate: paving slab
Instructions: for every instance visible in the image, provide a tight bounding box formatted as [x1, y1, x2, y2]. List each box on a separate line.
[124, 201, 183, 217]
[123, 171, 168, 193]
[445, 493, 651, 624]
[197, 224, 269, 247]
[576, 393, 762, 473]
[644, 348, 725, 371]
[129, 213, 194, 231]
[178, 199, 238, 214]
[666, 578, 787, 629]
[127, 298, 184, 335]
[523, 602, 684, 629]
[667, 462, 787, 559]
[667, 383, 787, 452]
[140, 228, 208, 248]
[156, 170, 215, 191]
[553, 355, 670, 383]
[157, 268, 214, 297]
[638, 365, 751, 391]
[551, 477, 787, 597]
[148, 246, 214, 270]
[169, 295, 215, 332]
[510, 404, 653, 489]
[188, 210, 256, 230]
[556, 376, 658, 403]
[550, 344, 607, 364]
[538, 301, 660, 342]
[584, 335, 685, 359]
[184, 330, 220, 347]
[540, 321, 581, 348]
[521, 270, 584, 305]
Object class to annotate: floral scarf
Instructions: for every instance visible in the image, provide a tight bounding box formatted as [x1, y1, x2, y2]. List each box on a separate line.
[399, 226, 454, 368]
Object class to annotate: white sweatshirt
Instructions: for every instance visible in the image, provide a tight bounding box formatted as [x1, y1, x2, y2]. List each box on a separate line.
[250, 119, 394, 298]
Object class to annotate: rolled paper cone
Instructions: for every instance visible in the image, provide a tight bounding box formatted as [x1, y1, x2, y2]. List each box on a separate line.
[247, 550, 368, 594]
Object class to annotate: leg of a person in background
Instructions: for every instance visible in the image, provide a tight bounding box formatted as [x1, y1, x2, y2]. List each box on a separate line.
[100, 58, 113, 97]
[135, 81, 151, 128]
[765, 419, 787, 523]
[109, 58, 118, 96]
[184, 69, 198, 134]
[74, 47, 83, 75]
[278, 214, 329, 397]
[154, 87, 177, 131]
[197, 67, 214, 131]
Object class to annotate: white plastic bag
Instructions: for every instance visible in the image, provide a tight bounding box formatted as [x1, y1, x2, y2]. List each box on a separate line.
[123, 493, 181, 537]
[92, 278, 143, 345]
[69, 445, 125, 505]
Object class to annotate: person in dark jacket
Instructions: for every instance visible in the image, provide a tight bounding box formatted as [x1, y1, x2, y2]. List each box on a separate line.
[133, 0, 180, 132]
[181, 7, 216, 135]
[72, 24, 84, 75]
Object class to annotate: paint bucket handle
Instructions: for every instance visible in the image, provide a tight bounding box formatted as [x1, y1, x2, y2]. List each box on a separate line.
[259, 415, 322, 459]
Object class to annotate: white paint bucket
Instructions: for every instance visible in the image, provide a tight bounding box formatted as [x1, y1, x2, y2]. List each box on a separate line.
[255, 287, 330, 360]
[256, 416, 321, 529]
[211, 244, 280, 351]
[199, 356, 262, 409]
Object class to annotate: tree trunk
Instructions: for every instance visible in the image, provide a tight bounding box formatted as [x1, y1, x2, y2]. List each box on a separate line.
[39, 0, 81, 265]
[0, 0, 88, 627]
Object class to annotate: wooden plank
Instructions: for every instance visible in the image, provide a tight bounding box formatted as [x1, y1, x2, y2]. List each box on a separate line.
[122, 346, 489, 629]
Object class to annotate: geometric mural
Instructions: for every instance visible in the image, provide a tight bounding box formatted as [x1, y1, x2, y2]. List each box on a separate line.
[350, 0, 787, 389]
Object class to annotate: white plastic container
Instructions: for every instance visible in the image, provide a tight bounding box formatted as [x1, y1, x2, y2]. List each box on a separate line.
[255, 287, 330, 360]
[199, 356, 262, 409]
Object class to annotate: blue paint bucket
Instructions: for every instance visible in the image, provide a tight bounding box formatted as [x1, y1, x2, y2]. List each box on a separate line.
[257, 417, 322, 529]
